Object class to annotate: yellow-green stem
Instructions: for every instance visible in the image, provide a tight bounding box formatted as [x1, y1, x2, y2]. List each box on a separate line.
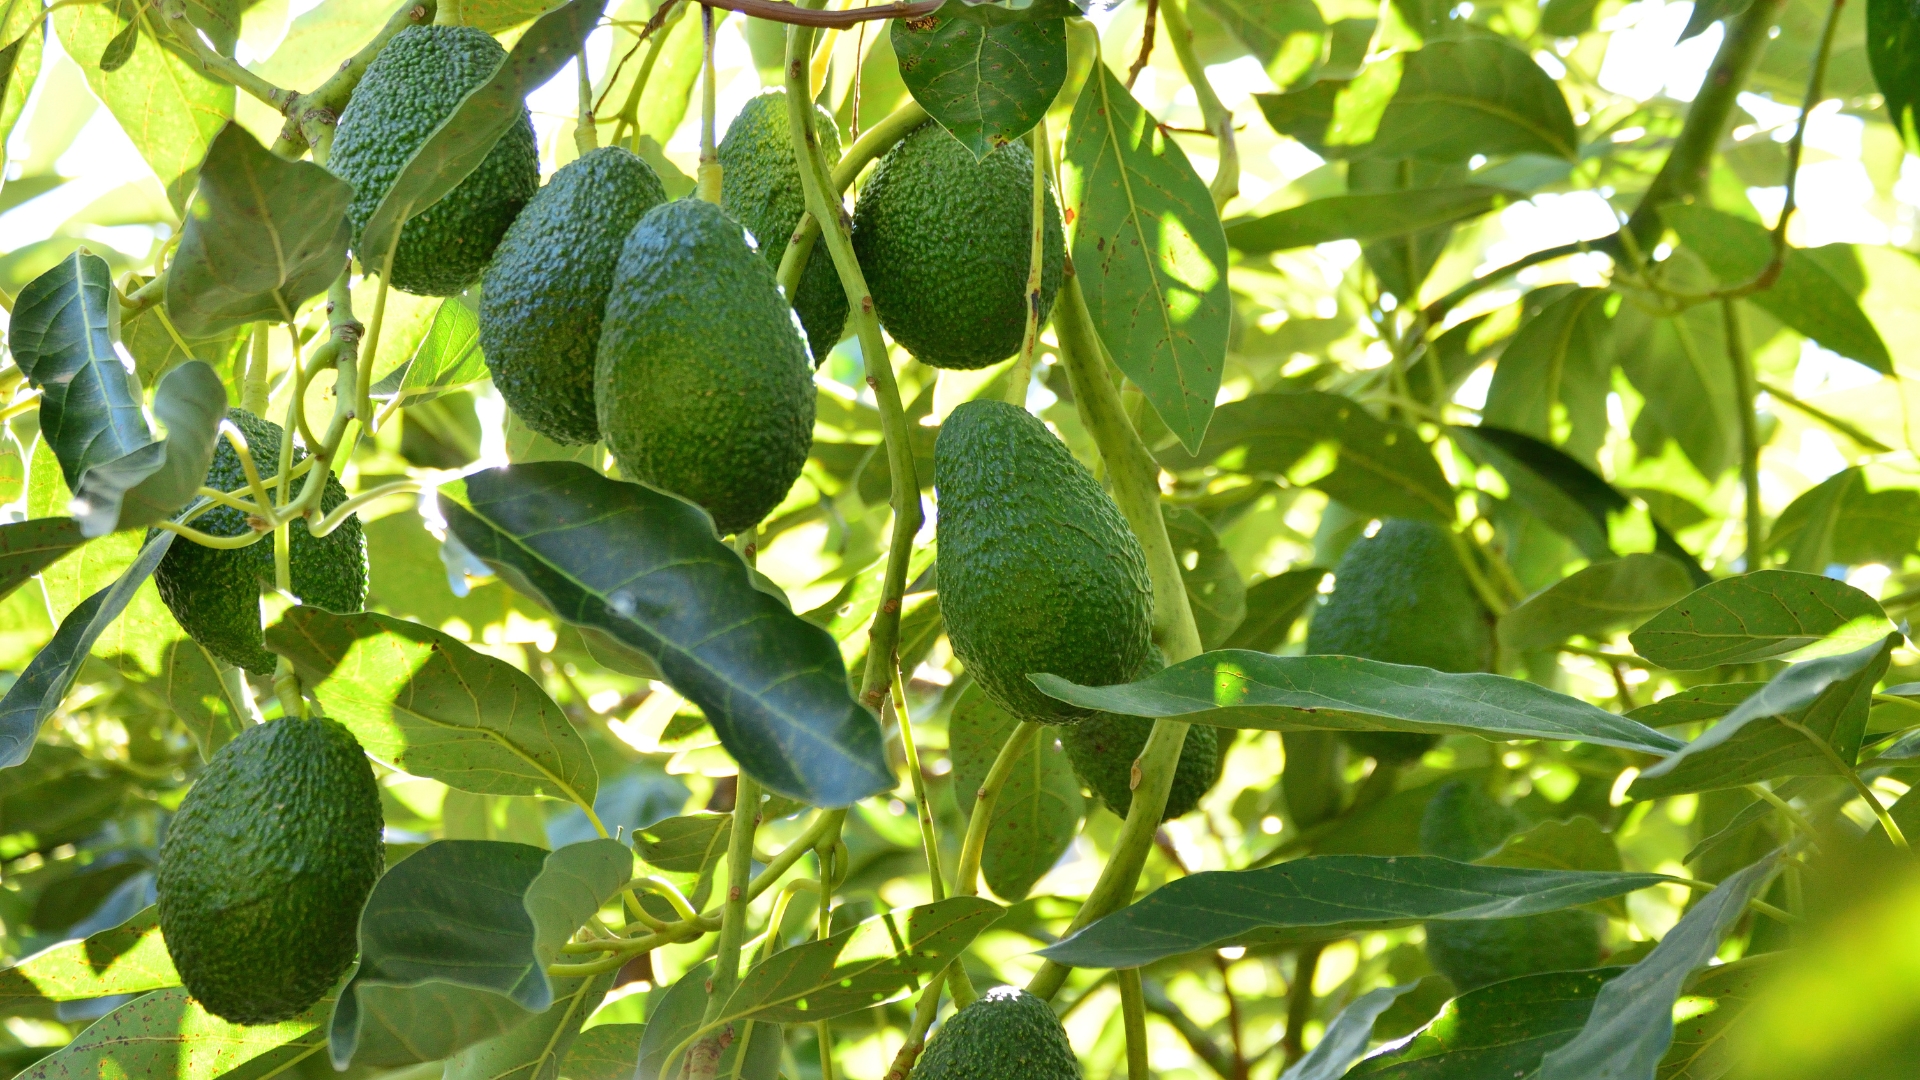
[1158, 0, 1236, 211]
[1119, 968, 1151, 1080]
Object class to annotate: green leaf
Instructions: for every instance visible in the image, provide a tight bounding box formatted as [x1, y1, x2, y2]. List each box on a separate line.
[1347, 968, 1629, 1078]
[21, 985, 329, 1080]
[0, 533, 174, 769]
[1483, 288, 1614, 464]
[265, 606, 599, 803]
[445, 973, 614, 1080]
[0, 517, 89, 604]
[1061, 62, 1231, 454]
[1534, 854, 1779, 1080]
[634, 812, 731, 875]
[1225, 186, 1510, 253]
[1221, 567, 1324, 652]
[70, 360, 227, 538]
[1662, 205, 1892, 373]
[1626, 682, 1766, 727]
[1484, 816, 1622, 873]
[0, 3, 46, 159]
[1498, 554, 1696, 652]
[1159, 391, 1455, 522]
[1870, 0, 1920, 146]
[1628, 570, 1890, 669]
[1362, 39, 1578, 162]
[373, 298, 489, 409]
[358, 0, 600, 269]
[1613, 299, 1740, 479]
[712, 896, 1001, 1024]
[0, 905, 179, 1005]
[1277, 982, 1423, 1080]
[949, 685, 1083, 902]
[1031, 649, 1683, 755]
[159, 638, 248, 760]
[1629, 633, 1898, 798]
[633, 960, 780, 1080]
[1764, 467, 1920, 570]
[99, 17, 138, 72]
[561, 1024, 645, 1080]
[460, 0, 570, 32]
[165, 122, 352, 336]
[12, 252, 151, 490]
[1540, 0, 1602, 34]
[331, 838, 633, 1068]
[441, 462, 891, 808]
[1038, 855, 1669, 968]
[1196, 0, 1326, 72]
[1657, 953, 1779, 1079]
[893, 10, 1066, 157]
[1165, 506, 1246, 650]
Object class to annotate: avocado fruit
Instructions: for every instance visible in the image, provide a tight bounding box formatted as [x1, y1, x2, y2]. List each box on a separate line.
[718, 90, 849, 365]
[596, 198, 815, 535]
[1063, 714, 1220, 821]
[1305, 518, 1493, 763]
[329, 25, 540, 296]
[153, 410, 367, 677]
[1424, 910, 1603, 992]
[480, 146, 667, 445]
[911, 984, 1080, 1080]
[935, 400, 1154, 723]
[157, 716, 384, 1024]
[851, 122, 1063, 370]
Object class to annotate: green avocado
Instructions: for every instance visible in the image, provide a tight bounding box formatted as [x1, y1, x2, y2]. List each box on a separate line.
[935, 400, 1154, 723]
[596, 198, 815, 535]
[719, 90, 848, 365]
[851, 122, 1063, 370]
[480, 146, 667, 445]
[1423, 910, 1603, 993]
[1063, 714, 1219, 821]
[911, 985, 1080, 1080]
[1305, 518, 1493, 762]
[153, 410, 367, 676]
[157, 716, 384, 1024]
[330, 25, 540, 296]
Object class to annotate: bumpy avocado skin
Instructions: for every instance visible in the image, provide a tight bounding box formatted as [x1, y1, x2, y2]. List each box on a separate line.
[1305, 518, 1493, 762]
[596, 199, 815, 535]
[1424, 910, 1603, 992]
[851, 123, 1063, 370]
[911, 985, 1081, 1080]
[719, 91, 848, 365]
[157, 716, 384, 1024]
[1063, 714, 1219, 821]
[480, 147, 667, 444]
[153, 410, 367, 676]
[329, 25, 540, 296]
[935, 400, 1154, 724]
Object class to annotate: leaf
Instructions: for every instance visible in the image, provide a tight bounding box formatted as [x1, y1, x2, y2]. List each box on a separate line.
[948, 685, 1082, 902]
[460, 0, 571, 32]
[892, 9, 1066, 156]
[1037, 855, 1669, 968]
[11, 252, 151, 490]
[633, 812, 731, 875]
[712, 896, 1001, 1024]
[0, 533, 174, 769]
[1534, 853, 1780, 1080]
[1483, 288, 1614, 464]
[1484, 816, 1622, 874]
[1221, 567, 1325, 652]
[1224, 186, 1510, 253]
[358, 0, 600, 269]
[0, 4, 45, 158]
[0, 517, 89, 604]
[1159, 391, 1455, 523]
[1628, 570, 1890, 669]
[1276, 982, 1423, 1080]
[1662, 205, 1892, 373]
[445, 973, 613, 1080]
[159, 638, 247, 760]
[0, 905, 179, 1006]
[331, 838, 633, 1068]
[441, 462, 891, 808]
[1498, 554, 1696, 652]
[1031, 649, 1683, 755]
[1627, 682, 1766, 727]
[69, 360, 227, 538]
[632, 960, 780, 1080]
[1764, 467, 1920, 570]
[1196, 0, 1326, 71]
[1629, 633, 1898, 798]
[1362, 39, 1578, 162]
[560, 1024, 645, 1080]
[1061, 62, 1231, 453]
[99, 18, 139, 72]
[22, 986, 329, 1080]
[1165, 506, 1246, 650]
[1347, 968, 1629, 1078]
[265, 606, 599, 803]
[1870, 0, 1920, 147]
[1657, 953, 1779, 1079]
[1613, 299, 1740, 479]
[373, 298, 489, 408]
[164, 122, 352, 336]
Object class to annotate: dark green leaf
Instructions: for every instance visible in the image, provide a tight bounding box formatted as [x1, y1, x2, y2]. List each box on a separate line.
[1165, 506, 1246, 650]
[1483, 288, 1613, 463]
[1627, 682, 1766, 727]
[949, 685, 1082, 902]
[1348, 968, 1628, 1078]
[1498, 554, 1696, 652]
[1869, 0, 1920, 146]
[1061, 62, 1231, 454]
[0, 533, 173, 769]
[266, 606, 599, 803]
[1224, 186, 1509, 253]
[1540, 0, 1603, 35]
[99, 17, 138, 72]
[441, 462, 891, 808]
[1484, 816, 1622, 873]
[1031, 649, 1683, 755]
[0, 517, 89, 604]
[633, 960, 780, 1080]
[634, 812, 731, 875]
[1534, 853, 1779, 1080]
[1363, 39, 1578, 162]
[159, 637, 248, 760]
[12, 251, 151, 490]
[358, 0, 602, 269]
[893, 10, 1065, 156]
[23, 985, 329, 1080]
[1658, 953, 1779, 1079]
[445, 973, 613, 1080]
[1221, 568, 1325, 652]
[70, 360, 227, 537]
[1277, 982, 1422, 1080]
[0, 905, 179, 1005]
[1628, 570, 1890, 669]
[560, 1024, 645, 1080]
[1038, 855, 1669, 968]
[1766, 467, 1920, 570]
